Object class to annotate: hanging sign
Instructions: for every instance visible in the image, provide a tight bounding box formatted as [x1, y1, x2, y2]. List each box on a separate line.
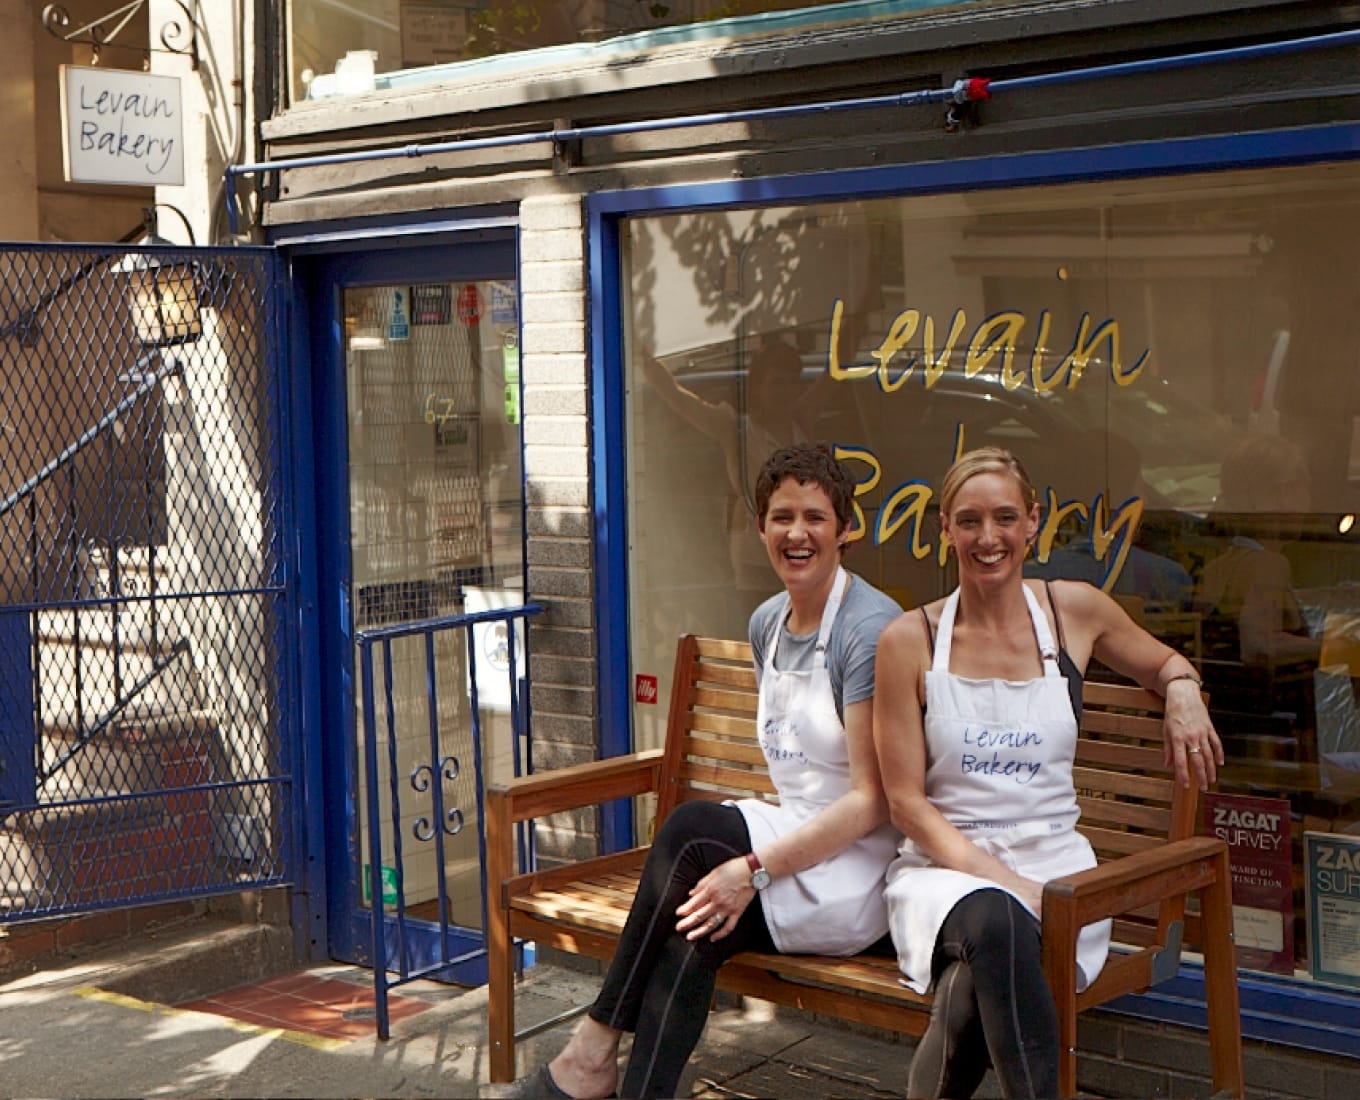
[60, 65, 184, 186]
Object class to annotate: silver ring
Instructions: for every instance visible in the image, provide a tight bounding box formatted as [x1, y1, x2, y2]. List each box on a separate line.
[1187, 747, 1202, 755]
[709, 915, 723, 927]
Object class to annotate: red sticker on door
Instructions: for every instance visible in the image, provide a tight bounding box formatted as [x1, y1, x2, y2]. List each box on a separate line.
[635, 674, 658, 705]
[456, 284, 482, 325]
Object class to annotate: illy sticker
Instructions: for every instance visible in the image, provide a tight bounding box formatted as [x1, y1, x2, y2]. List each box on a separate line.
[635, 674, 658, 705]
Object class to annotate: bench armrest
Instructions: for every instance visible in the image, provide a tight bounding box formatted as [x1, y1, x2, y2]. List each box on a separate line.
[1043, 835, 1228, 929]
[486, 748, 666, 824]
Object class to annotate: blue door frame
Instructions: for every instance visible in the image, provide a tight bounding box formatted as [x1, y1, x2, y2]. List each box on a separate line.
[288, 225, 520, 977]
[585, 121, 1360, 1057]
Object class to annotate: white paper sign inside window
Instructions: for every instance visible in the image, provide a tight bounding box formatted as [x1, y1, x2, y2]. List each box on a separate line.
[60, 65, 185, 186]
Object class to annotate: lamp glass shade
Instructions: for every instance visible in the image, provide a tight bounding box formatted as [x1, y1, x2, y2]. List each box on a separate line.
[129, 263, 202, 347]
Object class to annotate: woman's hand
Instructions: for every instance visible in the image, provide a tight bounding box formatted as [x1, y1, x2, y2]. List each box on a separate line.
[1016, 876, 1046, 920]
[1163, 679, 1224, 790]
[675, 856, 756, 942]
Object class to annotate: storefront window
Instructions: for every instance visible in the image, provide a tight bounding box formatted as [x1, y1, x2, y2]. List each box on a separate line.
[623, 162, 1360, 983]
[288, 0, 878, 102]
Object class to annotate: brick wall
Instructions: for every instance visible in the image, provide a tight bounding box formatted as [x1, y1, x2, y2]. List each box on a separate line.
[0, 899, 205, 980]
[519, 195, 601, 862]
[0, 888, 291, 986]
[1077, 1011, 1360, 1099]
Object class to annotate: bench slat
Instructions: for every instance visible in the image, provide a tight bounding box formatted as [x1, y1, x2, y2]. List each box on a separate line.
[677, 759, 778, 796]
[680, 733, 766, 767]
[692, 659, 758, 689]
[1072, 765, 1173, 802]
[1076, 795, 1171, 832]
[1081, 708, 1165, 742]
[687, 711, 758, 739]
[695, 637, 752, 661]
[1079, 823, 1165, 857]
[1075, 739, 1167, 771]
[690, 685, 760, 714]
[1082, 682, 1164, 711]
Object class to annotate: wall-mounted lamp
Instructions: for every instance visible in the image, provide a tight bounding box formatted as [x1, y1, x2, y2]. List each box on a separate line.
[116, 206, 202, 347]
[125, 263, 202, 347]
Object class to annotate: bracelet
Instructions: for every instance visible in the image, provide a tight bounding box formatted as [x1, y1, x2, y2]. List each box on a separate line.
[1166, 671, 1203, 688]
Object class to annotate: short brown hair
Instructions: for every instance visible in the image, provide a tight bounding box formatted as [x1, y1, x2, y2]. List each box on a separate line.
[939, 447, 1038, 516]
[754, 442, 855, 535]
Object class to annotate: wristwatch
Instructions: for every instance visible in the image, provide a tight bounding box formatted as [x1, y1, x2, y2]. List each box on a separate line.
[746, 851, 771, 891]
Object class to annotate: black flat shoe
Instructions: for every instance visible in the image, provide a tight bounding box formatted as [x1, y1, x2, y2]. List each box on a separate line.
[479, 1065, 575, 1099]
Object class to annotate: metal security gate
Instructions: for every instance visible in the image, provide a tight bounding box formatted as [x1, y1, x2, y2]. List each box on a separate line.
[0, 241, 294, 920]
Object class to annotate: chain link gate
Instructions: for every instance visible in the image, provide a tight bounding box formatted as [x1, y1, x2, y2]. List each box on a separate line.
[0, 241, 293, 920]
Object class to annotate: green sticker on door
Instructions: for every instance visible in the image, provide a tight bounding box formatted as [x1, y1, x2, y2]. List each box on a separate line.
[362, 863, 399, 905]
[503, 342, 520, 424]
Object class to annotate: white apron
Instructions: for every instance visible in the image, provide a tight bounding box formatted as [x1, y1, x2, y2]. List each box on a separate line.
[735, 567, 900, 955]
[885, 585, 1111, 993]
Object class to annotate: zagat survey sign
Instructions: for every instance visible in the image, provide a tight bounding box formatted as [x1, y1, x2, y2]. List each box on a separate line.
[822, 298, 1152, 590]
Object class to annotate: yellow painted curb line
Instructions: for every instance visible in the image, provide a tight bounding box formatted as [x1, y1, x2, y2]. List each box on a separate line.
[74, 985, 350, 1051]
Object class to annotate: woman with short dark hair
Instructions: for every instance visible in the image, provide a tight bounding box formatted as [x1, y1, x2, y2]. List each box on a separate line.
[485, 441, 901, 1100]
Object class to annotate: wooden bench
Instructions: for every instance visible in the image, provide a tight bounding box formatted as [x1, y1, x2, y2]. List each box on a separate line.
[487, 634, 1245, 1097]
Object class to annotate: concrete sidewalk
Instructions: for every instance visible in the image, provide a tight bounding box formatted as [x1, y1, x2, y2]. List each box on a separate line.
[0, 920, 923, 1099]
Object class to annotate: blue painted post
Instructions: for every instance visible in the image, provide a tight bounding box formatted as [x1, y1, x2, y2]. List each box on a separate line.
[0, 608, 35, 810]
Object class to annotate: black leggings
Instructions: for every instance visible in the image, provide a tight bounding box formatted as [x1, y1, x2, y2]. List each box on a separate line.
[589, 801, 776, 1099]
[906, 889, 1059, 1100]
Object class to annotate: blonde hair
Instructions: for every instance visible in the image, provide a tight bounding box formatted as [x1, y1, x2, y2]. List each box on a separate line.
[939, 447, 1038, 516]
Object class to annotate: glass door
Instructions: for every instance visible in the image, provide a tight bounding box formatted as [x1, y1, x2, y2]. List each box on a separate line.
[305, 236, 523, 981]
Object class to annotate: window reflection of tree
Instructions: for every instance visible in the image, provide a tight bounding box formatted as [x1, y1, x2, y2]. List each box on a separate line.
[655, 206, 880, 502]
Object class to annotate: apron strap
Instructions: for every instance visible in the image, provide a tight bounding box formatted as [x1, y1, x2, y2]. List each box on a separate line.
[767, 566, 849, 668]
[934, 585, 1059, 673]
[1022, 584, 1062, 673]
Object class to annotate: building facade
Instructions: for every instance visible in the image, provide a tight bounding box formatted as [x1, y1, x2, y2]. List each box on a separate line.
[42, 0, 1360, 1089]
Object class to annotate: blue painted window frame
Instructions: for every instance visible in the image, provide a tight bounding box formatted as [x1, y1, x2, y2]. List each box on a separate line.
[586, 119, 1360, 1056]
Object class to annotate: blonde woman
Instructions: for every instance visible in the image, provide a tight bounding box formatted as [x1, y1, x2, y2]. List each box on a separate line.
[874, 447, 1221, 1099]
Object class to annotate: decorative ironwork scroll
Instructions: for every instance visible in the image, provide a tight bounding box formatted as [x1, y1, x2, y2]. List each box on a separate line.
[43, 1, 199, 70]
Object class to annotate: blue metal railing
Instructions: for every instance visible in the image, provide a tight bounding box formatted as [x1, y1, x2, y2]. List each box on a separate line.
[356, 599, 543, 1038]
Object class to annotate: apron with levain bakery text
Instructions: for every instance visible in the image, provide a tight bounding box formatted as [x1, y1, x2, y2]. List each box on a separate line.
[884, 585, 1111, 992]
[735, 566, 900, 955]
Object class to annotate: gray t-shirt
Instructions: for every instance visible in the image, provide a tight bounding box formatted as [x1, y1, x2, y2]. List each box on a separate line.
[748, 572, 903, 724]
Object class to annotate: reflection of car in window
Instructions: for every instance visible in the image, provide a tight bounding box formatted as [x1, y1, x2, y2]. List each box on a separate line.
[832, 371, 1243, 517]
[667, 350, 1247, 517]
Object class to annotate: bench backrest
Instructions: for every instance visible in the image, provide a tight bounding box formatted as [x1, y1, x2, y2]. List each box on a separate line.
[657, 635, 772, 820]
[657, 634, 1197, 946]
